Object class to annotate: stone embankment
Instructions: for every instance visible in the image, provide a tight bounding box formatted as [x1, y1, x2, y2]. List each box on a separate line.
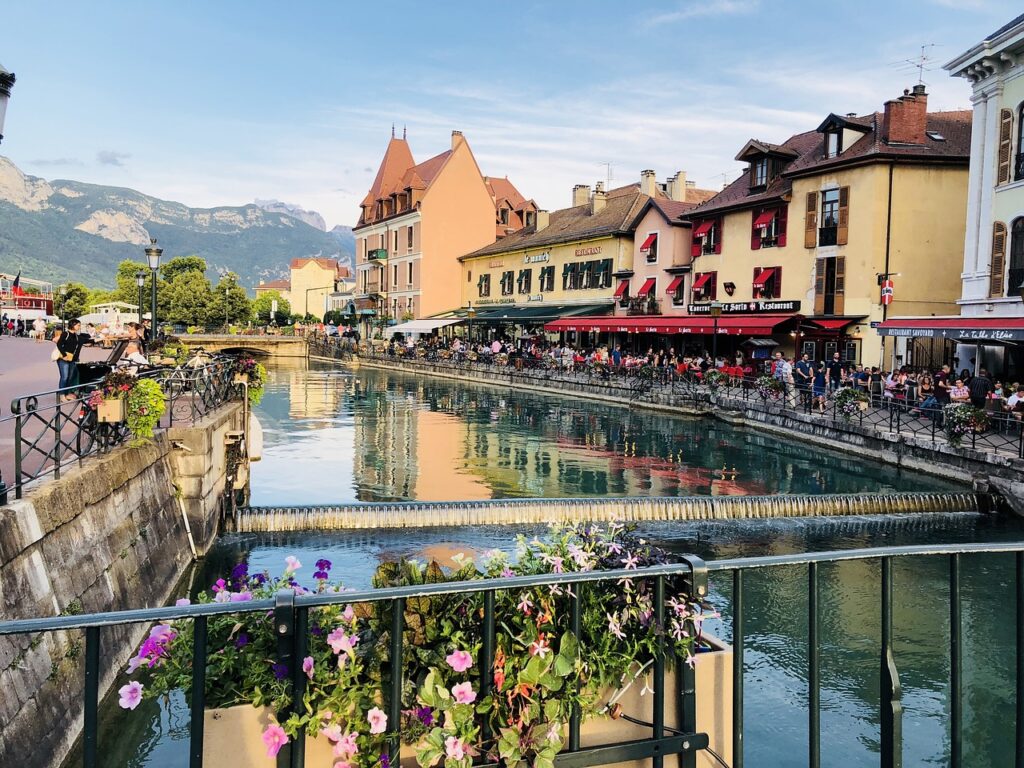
[0, 402, 244, 768]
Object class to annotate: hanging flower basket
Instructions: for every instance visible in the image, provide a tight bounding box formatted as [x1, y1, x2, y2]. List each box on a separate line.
[97, 398, 126, 423]
[233, 373, 250, 385]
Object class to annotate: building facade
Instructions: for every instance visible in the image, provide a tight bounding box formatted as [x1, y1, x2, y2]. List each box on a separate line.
[255, 260, 350, 320]
[682, 86, 971, 366]
[352, 131, 528, 335]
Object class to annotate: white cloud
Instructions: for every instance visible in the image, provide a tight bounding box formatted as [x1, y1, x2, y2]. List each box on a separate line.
[645, 0, 760, 27]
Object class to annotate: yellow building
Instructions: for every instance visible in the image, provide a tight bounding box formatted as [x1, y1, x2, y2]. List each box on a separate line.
[254, 259, 351, 320]
[681, 85, 971, 367]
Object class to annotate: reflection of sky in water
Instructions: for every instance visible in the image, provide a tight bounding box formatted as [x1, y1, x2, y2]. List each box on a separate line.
[247, 362, 960, 506]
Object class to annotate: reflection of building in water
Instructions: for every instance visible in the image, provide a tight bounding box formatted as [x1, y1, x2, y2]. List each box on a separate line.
[286, 367, 348, 419]
[354, 385, 418, 500]
[414, 411, 490, 500]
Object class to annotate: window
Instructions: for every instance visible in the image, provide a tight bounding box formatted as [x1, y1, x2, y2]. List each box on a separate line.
[393, 231, 399, 253]
[478, 274, 491, 298]
[751, 158, 769, 188]
[640, 232, 659, 262]
[501, 270, 514, 296]
[499, 207, 510, 225]
[539, 265, 555, 292]
[753, 266, 782, 299]
[407, 262, 413, 287]
[599, 258, 613, 288]
[1010, 217, 1024, 295]
[525, 211, 536, 227]
[751, 207, 788, 249]
[392, 264, 398, 288]
[692, 271, 717, 301]
[825, 130, 841, 158]
[819, 189, 842, 246]
[562, 262, 579, 290]
[407, 226, 414, 251]
[1017, 105, 1024, 182]
[578, 261, 594, 289]
[691, 219, 721, 257]
[814, 256, 845, 315]
[517, 268, 532, 294]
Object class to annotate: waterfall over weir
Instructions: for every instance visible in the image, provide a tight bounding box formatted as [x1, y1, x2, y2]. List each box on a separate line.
[231, 492, 984, 532]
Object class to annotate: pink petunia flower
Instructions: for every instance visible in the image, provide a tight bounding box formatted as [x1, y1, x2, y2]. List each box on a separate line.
[284, 556, 302, 573]
[262, 724, 289, 758]
[367, 707, 388, 735]
[342, 604, 355, 622]
[321, 723, 342, 743]
[118, 681, 144, 710]
[451, 681, 477, 705]
[446, 649, 473, 673]
[302, 656, 314, 680]
[445, 736, 467, 761]
[334, 732, 359, 758]
[175, 598, 191, 606]
[529, 634, 551, 658]
[327, 628, 357, 655]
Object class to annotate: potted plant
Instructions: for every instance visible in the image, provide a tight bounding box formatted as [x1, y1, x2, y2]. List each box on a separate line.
[754, 374, 783, 401]
[125, 378, 166, 443]
[943, 404, 990, 447]
[235, 358, 268, 406]
[702, 369, 727, 390]
[119, 524, 726, 767]
[832, 387, 869, 421]
[90, 369, 135, 423]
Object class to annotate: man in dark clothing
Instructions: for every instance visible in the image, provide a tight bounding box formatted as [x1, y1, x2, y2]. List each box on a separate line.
[968, 369, 993, 408]
[55, 319, 92, 394]
[794, 353, 813, 406]
[826, 352, 846, 392]
[934, 365, 952, 405]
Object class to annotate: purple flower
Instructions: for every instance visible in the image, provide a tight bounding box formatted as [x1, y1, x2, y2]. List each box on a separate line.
[380, 754, 391, 768]
[313, 571, 329, 581]
[229, 591, 253, 602]
[211, 578, 228, 593]
[230, 563, 249, 580]
[234, 633, 249, 649]
[415, 706, 434, 727]
[315, 558, 332, 572]
[311, 624, 324, 636]
[272, 662, 289, 680]
[252, 573, 268, 586]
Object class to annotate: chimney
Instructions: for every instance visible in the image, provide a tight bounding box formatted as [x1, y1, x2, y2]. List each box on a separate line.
[640, 169, 657, 197]
[573, 184, 591, 207]
[882, 86, 928, 145]
[451, 130, 465, 149]
[666, 171, 687, 202]
[591, 182, 607, 214]
[535, 210, 550, 231]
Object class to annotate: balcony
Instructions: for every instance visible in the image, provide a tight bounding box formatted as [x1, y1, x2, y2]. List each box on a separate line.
[367, 248, 388, 261]
[818, 227, 838, 247]
[365, 280, 382, 296]
[625, 298, 662, 316]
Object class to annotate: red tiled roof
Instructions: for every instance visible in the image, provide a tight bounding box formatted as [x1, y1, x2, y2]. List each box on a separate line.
[400, 150, 452, 190]
[485, 176, 527, 209]
[291, 257, 340, 271]
[256, 279, 290, 291]
[361, 137, 415, 207]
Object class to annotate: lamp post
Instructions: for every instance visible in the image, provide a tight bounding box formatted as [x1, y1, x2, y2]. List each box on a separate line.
[57, 284, 66, 328]
[135, 271, 146, 324]
[467, 301, 476, 343]
[709, 300, 723, 365]
[144, 239, 162, 338]
[0, 64, 16, 145]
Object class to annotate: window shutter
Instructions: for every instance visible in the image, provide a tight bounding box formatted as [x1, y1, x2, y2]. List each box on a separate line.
[753, 266, 762, 298]
[773, 266, 783, 299]
[834, 256, 846, 315]
[837, 187, 850, 245]
[777, 206, 788, 247]
[708, 272, 718, 300]
[804, 192, 818, 248]
[814, 259, 826, 314]
[998, 109, 1013, 185]
[713, 222, 722, 254]
[751, 211, 762, 250]
[990, 221, 1008, 297]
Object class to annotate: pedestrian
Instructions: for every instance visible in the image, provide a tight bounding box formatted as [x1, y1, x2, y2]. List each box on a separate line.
[826, 352, 845, 392]
[949, 378, 971, 404]
[794, 353, 813, 406]
[772, 351, 793, 405]
[54, 319, 90, 397]
[32, 316, 46, 342]
[968, 368, 993, 408]
[812, 363, 827, 413]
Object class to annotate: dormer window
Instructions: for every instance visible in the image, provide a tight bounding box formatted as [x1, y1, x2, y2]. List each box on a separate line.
[825, 130, 841, 158]
[751, 158, 769, 188]
[499, 207, 509, 225]
[525, 211, 536, 227]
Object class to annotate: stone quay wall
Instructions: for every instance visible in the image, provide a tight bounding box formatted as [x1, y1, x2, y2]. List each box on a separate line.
[351, 357, 1024, 507]
[0, 402, 244, 768]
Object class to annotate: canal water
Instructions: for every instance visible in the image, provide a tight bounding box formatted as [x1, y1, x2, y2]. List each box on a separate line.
[90, 362, 1023, 768]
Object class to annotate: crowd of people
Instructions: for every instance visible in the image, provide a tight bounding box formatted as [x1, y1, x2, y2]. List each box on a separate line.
[52, 318, 153, 397]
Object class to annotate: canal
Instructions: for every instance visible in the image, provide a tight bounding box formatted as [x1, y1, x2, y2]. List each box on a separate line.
[90, 361, 1023, 767]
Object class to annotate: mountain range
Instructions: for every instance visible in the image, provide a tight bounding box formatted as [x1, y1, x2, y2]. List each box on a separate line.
[0, 157, 354, 290]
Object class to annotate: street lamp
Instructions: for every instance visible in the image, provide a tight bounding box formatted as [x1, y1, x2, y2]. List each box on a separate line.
[709, 300, 723, 365]
[0, 64, 15, 145]
[467, 300, 476, 343]
[145, 238, 162, 337]
[135, 271, 146, 324]
[57, 284, 66, 328]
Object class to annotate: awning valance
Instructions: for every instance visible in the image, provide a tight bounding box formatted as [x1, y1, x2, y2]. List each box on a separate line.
[471, 303, 611, 324]
[612, 280, 630, 299]
[639, 233, 658, 252]
[665, 276, 685, 294]
[545, 314, 797, 336]
[876, 317, 1024, 341]
[752, 268, 775, 287]
[636, 278, 656, 298]
[693, 221, 713, 237]
[753, 211, 776, 229]
[809, 318, 857, 331]
[691, 273, 712, 291]
[385, 317, 464, 335]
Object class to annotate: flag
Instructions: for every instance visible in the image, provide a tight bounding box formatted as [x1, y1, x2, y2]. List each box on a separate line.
[11, 270, 24, 297]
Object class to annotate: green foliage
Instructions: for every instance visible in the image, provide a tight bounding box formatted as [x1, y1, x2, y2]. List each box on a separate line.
[53, 282, 90, 321]
[212, 272, 252, 327]
[164, 269, 213, 326]
[160, 255, 208, 283]
[252, 290, 291, 325]
[125, 378, 166, 442]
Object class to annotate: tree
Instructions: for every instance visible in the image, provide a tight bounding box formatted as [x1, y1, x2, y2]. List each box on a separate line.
[211, 272, 252, 328]
[53, 282, 90, 321]
[252, 290, 290, 325]
[113, 259, 169, 317]
[164, 269, 214, 326]
[161, 255, 208, 284]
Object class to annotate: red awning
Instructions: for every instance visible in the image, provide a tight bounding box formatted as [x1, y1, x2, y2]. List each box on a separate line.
[544, 314, 797, 336]
[612, 280, 629, 299]
[639, 233, 658, 252]
[636, 278, 656, 298]
[753, 211, 776, 229]
[691, 273, 712, 291]
[665, 276, 684, 294]
[752, 268, 775, 287]
[811, 318, 856, 331]
[693, 221, 713, 237]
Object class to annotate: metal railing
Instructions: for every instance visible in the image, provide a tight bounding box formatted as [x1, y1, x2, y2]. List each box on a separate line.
[3, 542, 1023, 767]
[2, 359, 240, 500]
[323, 344, 1024, 460]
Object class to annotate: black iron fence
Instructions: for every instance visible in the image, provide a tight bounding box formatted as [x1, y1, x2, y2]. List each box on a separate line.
[317, 340, 1024, 460]
[2, 360, 240, 500]
[2, 542, 1022, 767]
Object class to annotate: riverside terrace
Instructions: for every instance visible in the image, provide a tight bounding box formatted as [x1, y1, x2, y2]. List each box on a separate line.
[309, 334, 1024, 463]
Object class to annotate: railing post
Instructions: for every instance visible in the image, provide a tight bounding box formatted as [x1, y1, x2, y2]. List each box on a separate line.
[14, 411, 23, 499]
[388, 597, 405, 762]
[569, 583, 583, 752]
[1017, 552, 1024, 768]
[190, 615, 208, 768]
[732, 569, 744, 768]
[880, 557, 903, 768]
[950, 554, 962, 768]
[480, 590, 496, 743]
[809, 562, 820, 768]
[274, 590, 296, 768]
[83, 625, 100, 768]
[653, 575, 666, 768]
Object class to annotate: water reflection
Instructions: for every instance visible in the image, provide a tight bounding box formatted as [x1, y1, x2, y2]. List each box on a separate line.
[248, 362, 959, 505]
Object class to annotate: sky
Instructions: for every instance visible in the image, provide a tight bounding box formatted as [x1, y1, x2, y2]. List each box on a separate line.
[1, 1, 1022, 229]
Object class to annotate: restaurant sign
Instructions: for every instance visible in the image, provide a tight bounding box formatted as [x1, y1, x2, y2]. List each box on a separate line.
[877, 326, 1024, 341]
[687, 300, 801, 315]
[524, 252, 550, 264]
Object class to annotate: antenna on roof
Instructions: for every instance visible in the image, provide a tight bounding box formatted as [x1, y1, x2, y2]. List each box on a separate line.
[600, 162, 614, 189]
[391, 123, 395, 138]
[403, 125, 407, 139]
[890, 44, 939, 85]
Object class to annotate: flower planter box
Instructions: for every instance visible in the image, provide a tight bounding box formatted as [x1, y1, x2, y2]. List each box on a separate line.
[97, 398, 126, 423]
[234, 373, 250, 385]
[202, 636, 732, 768]
[858, 400, 869, 411]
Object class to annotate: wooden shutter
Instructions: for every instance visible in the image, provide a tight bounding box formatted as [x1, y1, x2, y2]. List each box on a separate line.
[709, 271, 718, 300]
[990, 221, 1008, 297]
[998, 109, 1013, 186]
[691, 225, 703, 258]
[712, 221, 722, 254]
[837, 187, 850, 245]
[804, 192, 818, 248]
[773, 266, 782, 299]
[777, 205, 788, 248]
[753, 266, 763, 298]
[814, 259, 826, 314]
[834, 256, 846, 315]
[751, 211, 762, 250]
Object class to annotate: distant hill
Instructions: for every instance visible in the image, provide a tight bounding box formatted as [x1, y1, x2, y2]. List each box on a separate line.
[253, 198, 327, 231]
[329, 225, 355, 256]
[0, 157, 354, 290]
